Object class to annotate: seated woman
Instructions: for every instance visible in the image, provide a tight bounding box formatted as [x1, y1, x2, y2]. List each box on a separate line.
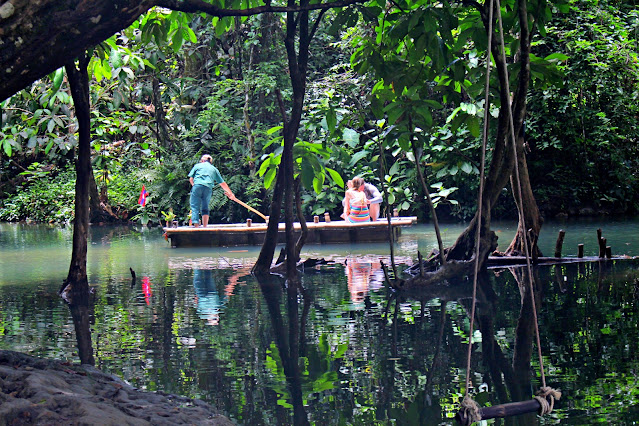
[343, 177, 370, 223]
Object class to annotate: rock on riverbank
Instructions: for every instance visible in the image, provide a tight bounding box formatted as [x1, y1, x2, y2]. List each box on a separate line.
[0, 350, 233, 425]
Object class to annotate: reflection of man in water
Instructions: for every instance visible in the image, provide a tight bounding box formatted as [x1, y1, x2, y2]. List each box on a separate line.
[193, 269, 226, 325]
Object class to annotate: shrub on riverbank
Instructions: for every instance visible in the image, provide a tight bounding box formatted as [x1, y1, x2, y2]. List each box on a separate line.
[0, 165, 76, 223]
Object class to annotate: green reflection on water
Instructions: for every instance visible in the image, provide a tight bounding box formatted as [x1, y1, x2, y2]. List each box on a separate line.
[1, 220, 639, 424]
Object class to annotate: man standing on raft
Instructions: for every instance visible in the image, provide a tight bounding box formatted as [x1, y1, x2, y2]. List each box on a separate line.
[362, 179, 382, 221]
[188, 154, 235, 227]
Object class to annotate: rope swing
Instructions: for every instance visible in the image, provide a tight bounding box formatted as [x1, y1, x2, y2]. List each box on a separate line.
[455, 0, 560, 424]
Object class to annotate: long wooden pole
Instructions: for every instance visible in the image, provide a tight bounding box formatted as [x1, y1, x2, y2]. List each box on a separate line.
[456, 399, 542, 424]
[232, 198, 268, 221]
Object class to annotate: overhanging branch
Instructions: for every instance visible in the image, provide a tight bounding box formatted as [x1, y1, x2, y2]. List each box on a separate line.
[155, 0, 365, 16]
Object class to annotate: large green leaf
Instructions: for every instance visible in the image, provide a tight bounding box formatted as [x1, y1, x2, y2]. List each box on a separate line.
[342, 128, 359, 147]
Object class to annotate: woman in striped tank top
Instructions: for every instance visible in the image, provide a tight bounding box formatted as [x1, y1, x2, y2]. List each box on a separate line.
[344, 177, 371, 223]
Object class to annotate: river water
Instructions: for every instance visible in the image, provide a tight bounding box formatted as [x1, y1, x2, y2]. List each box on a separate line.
[1, 218, 639, 424]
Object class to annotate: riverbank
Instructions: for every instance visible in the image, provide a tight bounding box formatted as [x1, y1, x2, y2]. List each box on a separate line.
[0, 350, 233, 425]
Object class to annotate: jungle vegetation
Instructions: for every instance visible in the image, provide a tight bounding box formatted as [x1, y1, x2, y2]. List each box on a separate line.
[1, 0, 638, 278]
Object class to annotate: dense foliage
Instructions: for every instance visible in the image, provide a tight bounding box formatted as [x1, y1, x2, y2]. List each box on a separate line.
[1, 0, 638, 225]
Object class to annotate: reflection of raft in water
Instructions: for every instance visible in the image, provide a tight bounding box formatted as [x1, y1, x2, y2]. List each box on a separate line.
[164, 217, 417, 248]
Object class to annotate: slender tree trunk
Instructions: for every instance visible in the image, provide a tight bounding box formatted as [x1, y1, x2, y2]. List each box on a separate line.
[504, 143, 543, 257]
[64, 53, 95, 366]
[409, 119, 446, 265]
[152, 76, 171, 149]
[253, 4, 322, 277]
[88, 168, 106, 223]
[253, 167, 285, 274]
[294, 177, 308, 262]
[64, 54, 91, 288]
[503, 0, 542, 258]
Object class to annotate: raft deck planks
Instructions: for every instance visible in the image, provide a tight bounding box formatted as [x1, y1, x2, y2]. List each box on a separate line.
[163, 217, 417, 248]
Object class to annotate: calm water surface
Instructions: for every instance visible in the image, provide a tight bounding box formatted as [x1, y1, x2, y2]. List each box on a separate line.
[1, 218, 639, 424]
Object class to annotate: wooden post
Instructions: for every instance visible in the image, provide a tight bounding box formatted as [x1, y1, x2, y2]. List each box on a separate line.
[597, 229, 604, 258]
[456, 399, 542, 424]
[393, 208, 399, 217]
[313, 215, 319, 223]
[324, 212, 331, 223]
[417, 251, 424, 276]
[605, 246, 612, 259]
[554, 230, 565, 258]
[578, 244, 584, 258]
[246, 218, 252, 227]
[600, 238, 607, 258]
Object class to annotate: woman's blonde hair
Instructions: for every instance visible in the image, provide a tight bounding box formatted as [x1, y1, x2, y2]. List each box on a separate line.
[351, 177, 365, 189]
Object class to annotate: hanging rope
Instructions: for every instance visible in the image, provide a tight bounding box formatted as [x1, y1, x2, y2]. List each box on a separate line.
[494, 0, 560, 414]
[461, 0, 561, 421]
[464, 0, 494, 400]
[458, 396, 482, 426]
[535, 387, 562, 415]
[494, 0, 549, 390]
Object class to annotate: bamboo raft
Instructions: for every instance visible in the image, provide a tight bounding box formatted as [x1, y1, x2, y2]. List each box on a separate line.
[163, 216, 418, 248]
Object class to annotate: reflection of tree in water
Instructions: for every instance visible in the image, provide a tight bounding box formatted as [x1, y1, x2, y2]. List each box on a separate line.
[256, 274, 311, 426]
[465, 268, 543, 424]
[64, 285, 95, 366]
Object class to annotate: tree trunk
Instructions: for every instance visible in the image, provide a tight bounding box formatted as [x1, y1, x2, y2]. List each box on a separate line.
[502, 0, 542, 258]
[504, 148, 543, 258]
[253, 5, 322, 277]
[64, 55, 91, 288]
[152, 77, 171, 149]
[446, 0, 540, 264]
[252, 166, 285, 274]
[88, 168, 109, 223]
[294, 177, 308, 262]
[63, 54, 95, 366]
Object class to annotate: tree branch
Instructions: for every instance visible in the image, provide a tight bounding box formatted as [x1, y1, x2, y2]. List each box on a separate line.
[155, 0, 365, 17]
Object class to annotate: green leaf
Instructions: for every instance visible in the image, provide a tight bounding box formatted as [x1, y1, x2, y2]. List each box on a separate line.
[342, 128, 359, 147]
[52, 68, 65, 93]
[326, 108, 337, 134]
[313, 174, 324, 194]
[172, 30, 184, 52]
[2, 140, 12, 156]
[44, 140, 54, 155]
[326, 168, 344, 188]
[186, 26, 197, 43]
[466, 116, 480, 137]
[263, 167, 276, 189]
[110, 48, 123, 68]
[348, 151, 369, 167]
[544, 53, 569, 62]
[267, 126, 283, 135]
[388, 161, 400, 176]
[301, 158, 314, 190]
